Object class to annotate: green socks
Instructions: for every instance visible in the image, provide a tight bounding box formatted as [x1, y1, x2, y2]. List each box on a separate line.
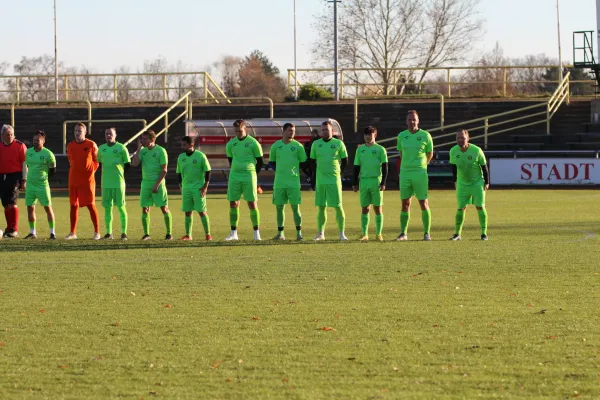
[163, 211, 172, 235]
[375, 214, 383, 235]
[250, 208, 260, 229]
[455, 210, 466, 235]
[229, 207, 239, 229]
[478, 208, 488, 235]
[317, 207, 327, 233]
[29, 221, 35, 230]
[142, 213, 150, 235]
[421, 209, 431, 234]
[335, 207, 345, 233]
[104, 207, 112, 235]
[200, 214, 210, 235]
[276, 205, 285, 229]
[185, 215, 193, 236]
[361, 214, 369, 236]
[117, 206, 128, 235]
[400, 211, 410, 234]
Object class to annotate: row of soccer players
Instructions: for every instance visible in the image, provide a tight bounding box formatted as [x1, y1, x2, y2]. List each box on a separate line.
[0, 111, 489, 241]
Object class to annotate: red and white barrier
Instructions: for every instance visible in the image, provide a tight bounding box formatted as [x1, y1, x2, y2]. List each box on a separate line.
[490, 158, 600, 185]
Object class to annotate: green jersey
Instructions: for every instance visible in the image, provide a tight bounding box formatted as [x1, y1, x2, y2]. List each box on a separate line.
[139, 144, 168, 183]
[269, 139, 307, 189]
[25, 147, 55, 186]
[176, 150, 211, 189]
[354, 143, 388, 180]
[225, 136, 263, 178]
[449, 144, 486, 186]
[310, 138, 348, 185]
[396, 129, 433, 172]
[98, 142, 130, 188]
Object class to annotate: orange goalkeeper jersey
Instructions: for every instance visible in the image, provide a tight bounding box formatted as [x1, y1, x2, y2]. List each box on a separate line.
[67, 139, 99, 185]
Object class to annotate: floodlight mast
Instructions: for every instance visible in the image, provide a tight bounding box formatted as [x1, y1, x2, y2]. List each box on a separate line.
[597, 0, 600, 60]
[326, 0, 341, 101]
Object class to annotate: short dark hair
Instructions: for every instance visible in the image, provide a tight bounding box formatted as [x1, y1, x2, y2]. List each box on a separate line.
[105, 127, 117, 134]
[407, 110, 419, 118]
[142, 130, 157, 141]
[233, 119, 246, 128]
[283, 122, 295, 131]
[364, 126, 377, 135]
[181, 136, 193, 145]
[321, 121, 333, 127]
[34, 130, 46, 138]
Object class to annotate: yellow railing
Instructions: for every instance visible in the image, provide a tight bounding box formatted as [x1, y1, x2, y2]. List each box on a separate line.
[61, 119, 147, 154]
[188, 97, 274, 120]
[288, 65, 592, 99]
[378, 72, 572, 156]
[123, 91, 192, 147]
[0, 72, 228, 103]
[354, 95, 444, 133]
[4, 100, 92, 131]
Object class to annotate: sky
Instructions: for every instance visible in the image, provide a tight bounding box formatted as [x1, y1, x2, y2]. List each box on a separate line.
[1, 0, 597, 75]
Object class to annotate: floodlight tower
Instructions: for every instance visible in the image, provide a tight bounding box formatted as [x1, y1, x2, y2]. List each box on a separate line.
[326, 0, 341, 101]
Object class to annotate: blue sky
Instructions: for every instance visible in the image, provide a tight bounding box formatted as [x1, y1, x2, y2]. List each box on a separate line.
[1, 0, 596, 74]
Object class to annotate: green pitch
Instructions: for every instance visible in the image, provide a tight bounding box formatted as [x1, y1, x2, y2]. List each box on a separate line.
[0, 190, 598, 398]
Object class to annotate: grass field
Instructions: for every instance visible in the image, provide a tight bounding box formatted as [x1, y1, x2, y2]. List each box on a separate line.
[1, 189, 599, 399]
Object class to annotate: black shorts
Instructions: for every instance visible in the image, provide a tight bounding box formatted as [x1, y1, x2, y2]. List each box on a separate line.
[0, 172, 22, 207]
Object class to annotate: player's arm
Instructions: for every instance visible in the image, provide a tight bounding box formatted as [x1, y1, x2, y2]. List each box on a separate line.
[200, 171, 211, 198]
[380, 162, 388, 191]
[92, 143, 99, 171]
[255, 157, 264, 175]
[20, 161, 28, 191]
[425, 133, 434, 164]
[130, 140, 143, 167]
[48, 153, 57, 178]
[253, 140, 264, 174]
[352, 166, 360, 192]
[481, 164, 490, 190]
[153, 164, 167, 193]
[121, 146, 131, 172]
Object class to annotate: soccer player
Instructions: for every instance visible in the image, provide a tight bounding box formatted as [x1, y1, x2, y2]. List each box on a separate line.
[224, 119, 264, 241]
[352, 126, 388, 241]
[24, 131, 56, 240]
[131, 130, 173, 240]
[66, 122, 100, 240]
[176, 136, 212, 241]
[310, 121, 348, 241]
[0, 124, 27, 238]
[269, 122, 307, 241]
[98, 127, 130, 240]
[396, 110, 433, 241]
[449, 129, 489, 241]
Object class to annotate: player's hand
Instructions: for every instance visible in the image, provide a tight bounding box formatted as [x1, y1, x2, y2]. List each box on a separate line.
[379, 184, 386, 192]
[484, 183, 489, 191]
[152, 184, 159, 193]
[200, 187, 208, 198]
[19, 180, 26, 191]
[137, 139, 143, 151]
[352, 185, 358, 192]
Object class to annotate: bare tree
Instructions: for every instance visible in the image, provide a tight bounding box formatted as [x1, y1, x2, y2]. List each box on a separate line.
[10, 55, 64, 101]
[213, 55, 243, 97]
[311, 0, 483, 95]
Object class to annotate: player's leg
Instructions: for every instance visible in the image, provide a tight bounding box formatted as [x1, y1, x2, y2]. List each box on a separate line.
[452, 186, 470, 241]
[24, 186, 38, 238]
[154, 183, 172, 240]
[102, 188, 115, 239]
[473, 183, 488, 240]
[67, 186, 79, 239]
[182, 211, 193, 240]
[181, 188, 194, 240]
[272, 188, 287, 240]
[243, 176, 261, 241]
[289, 188, 303, 240]
[114, 186, 128, 240]
[226, 179, 242, 240]
[398, 173, 413, 241]
[314, 184, 327, 240]
[372, 179, 384, 241]
[414, 171, 431, 241]
[38, 185, 55, 239]
[79, 185, 100, 239]
[140, 183, 154, 239]
[359, 178, 374, 240]
[199, 210, 211, 241]
[328, 183, 346, 241]
[3, 173, 21, 237]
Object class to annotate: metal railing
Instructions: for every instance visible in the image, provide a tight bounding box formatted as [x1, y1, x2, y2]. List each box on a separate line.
[188, 97, 275, 120]
[354, 94, 444, 133]
[378, 72, 572, 156]
[61, 119, 147, 154]
[288, 65, 593, 99]
[4, 100, 92, 131]
[123, 91, 192, 147]
[0, 72, 228, 104]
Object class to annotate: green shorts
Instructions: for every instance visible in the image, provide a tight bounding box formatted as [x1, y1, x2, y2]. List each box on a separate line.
[359, 178, 383, 207]
[272, 187, 302, 205]
[140, 181, 168, 208]
[182, 187, 207, 212]
[315, 182, 342, 207]
[102, 187, 126, 208]
[25, 185, 51, 207]
[456, 183, 485, 209]
[400, 170, 429, 200]
[227, 175, 257, 202]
